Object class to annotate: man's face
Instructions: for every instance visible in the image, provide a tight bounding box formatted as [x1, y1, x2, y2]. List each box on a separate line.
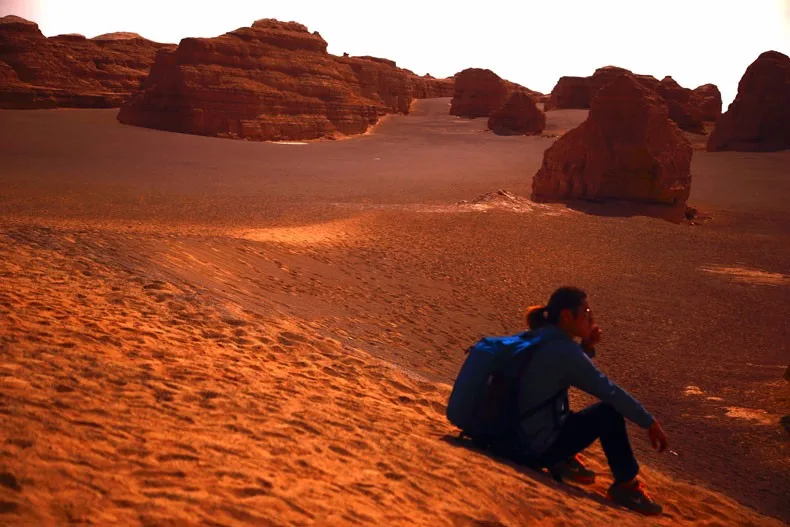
[562, 301, 593, 340]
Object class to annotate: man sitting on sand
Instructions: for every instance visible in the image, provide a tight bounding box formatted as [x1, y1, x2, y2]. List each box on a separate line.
[519, 286, 669, 516]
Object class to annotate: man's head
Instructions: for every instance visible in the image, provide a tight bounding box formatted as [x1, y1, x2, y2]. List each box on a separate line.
[547, 286, 593, 340]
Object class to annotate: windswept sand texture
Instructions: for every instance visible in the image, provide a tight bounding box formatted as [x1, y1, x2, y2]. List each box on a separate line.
[1, 98, 789, 526]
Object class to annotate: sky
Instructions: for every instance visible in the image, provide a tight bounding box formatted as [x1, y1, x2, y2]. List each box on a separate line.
[2, 0, 789, 108]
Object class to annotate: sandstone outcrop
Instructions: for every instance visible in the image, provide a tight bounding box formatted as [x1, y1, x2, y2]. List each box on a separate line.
[691, 83, 722, 122]
[487, 91, 545, 135]
[544, 67, 659, 111]
[532, 74, 692, 219]
[410, 74, 454, 98]
[0, 15, 173, 109]
[118, 19, 453, 141]
[707, 51, 790, 152]
[449, 68, 510, 118]
[589, 66, 660, 95]
[449, 67, 543, 121]
[93, 32, 146, 41]
[543, 76, 588, 110]
[656, 76, 704, 133]
[545, 66, 719, 133]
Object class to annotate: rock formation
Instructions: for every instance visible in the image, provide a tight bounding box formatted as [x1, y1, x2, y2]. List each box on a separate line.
[544, 66, 719, 133]
[532, 74, 693, 219]
[589, 66, 661, 96]
[0, 15, 174, 109]
[118, 19, 453, 141]
[449, 67, 543, 123]
[544, 67, 659, 111]
[543, 76, 589, 110]
[487, 91, 546, 135]
[707, 51, 790, 152]
[691, 84, 722, 122]
[410, 74, 454, 98]
[449, 68, 510, 118]
[93, 32, 147, 41]
[656, 76, 704, 134]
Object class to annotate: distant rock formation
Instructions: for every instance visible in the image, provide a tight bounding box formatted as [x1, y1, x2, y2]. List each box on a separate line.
[532, 74, 692, 219]
[49, 33, 87, 42]
[545, 66, 720, 133]
[543, 76, 588, 110]
[449, 68, 543, 119]
[92, 32, 146, 41]
[410, 73, 454, 98]
[118, 19, 454, 141]
[544, 67, 660, 111]
[589, 66, 661, 97]
[0, 15, 174, 109]
[487, 91, 546, 135]
[449, 68, 510, 118]
[707, 51, 790, 152]
[656, 76, 705, 134]
[691, 84, 722, 122]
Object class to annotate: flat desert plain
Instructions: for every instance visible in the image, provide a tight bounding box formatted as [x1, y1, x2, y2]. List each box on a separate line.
[1, 99, 788, 526]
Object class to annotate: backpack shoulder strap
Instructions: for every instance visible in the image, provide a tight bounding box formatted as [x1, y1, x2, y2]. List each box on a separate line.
[514, 331, 567, 420]
[510, 331, 545, 375]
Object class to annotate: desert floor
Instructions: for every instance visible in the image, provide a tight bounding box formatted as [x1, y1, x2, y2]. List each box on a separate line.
[1, 98, 788, 526]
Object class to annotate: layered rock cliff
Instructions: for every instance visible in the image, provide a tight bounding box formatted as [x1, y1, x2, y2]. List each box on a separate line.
[0, 15, 173, 109]
[118, 19, 454, 141]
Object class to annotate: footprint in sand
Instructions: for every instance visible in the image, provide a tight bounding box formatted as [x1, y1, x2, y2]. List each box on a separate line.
[0, 473, 21, 492]
[5, 439, 33, 449]
[232, 486, 271, 498]
[215, 471, 249, 481]
[328, 444, 353, 457]
[156, 453, 200, 463]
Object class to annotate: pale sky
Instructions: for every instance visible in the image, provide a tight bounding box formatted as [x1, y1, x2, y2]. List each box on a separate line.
[2, 0, 789, 107]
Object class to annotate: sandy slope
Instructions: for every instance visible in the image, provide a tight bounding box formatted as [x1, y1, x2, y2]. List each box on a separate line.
[0, 224, 783, 527]
[1, 99, 789, 525]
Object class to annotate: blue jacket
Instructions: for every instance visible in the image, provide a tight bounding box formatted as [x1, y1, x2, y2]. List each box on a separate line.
[517, 325, 654, 457]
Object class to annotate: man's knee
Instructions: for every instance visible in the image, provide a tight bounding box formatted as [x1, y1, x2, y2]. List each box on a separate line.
[597, 402, 626, 424]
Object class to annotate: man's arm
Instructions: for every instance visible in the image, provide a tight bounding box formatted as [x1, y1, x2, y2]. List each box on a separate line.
[558, 344, 654, 428]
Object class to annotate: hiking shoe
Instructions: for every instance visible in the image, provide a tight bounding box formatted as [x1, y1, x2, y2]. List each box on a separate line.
[607, 480, 663, 516]
[556, 455, 596, 485]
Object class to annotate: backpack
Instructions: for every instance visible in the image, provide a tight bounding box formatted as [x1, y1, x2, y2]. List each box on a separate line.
[446, 330, 557, 452]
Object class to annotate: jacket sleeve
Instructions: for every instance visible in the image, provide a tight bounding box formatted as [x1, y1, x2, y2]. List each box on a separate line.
[558, 344, 655, 428]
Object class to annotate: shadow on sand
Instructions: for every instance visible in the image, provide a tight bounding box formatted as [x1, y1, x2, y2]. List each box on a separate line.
[551, 198, 695, 223]
[439, 434, 626, 515]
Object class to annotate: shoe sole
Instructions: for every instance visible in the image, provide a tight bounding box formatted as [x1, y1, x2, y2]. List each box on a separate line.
[605, 493, 663, 516]
[565, 474, 596, 485]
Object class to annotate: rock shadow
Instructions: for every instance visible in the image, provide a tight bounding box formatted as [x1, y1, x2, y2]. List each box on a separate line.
[543, 198, 699, 223]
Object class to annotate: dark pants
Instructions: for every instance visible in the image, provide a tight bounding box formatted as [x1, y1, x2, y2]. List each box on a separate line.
[536, 402, 639, 483]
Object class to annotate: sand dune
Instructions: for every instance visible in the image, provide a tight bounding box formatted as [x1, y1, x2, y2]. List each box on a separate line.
[1, 223, 784, 527]
[1, 99, 789, 525]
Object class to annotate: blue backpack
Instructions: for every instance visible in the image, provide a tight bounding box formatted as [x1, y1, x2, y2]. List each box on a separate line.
[446, 330, 554, 450]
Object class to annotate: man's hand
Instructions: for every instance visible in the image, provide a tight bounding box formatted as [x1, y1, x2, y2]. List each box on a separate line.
[581, 324, 602, 357]
[648, 420, 669, 453]
[587, 324, 602, 346]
